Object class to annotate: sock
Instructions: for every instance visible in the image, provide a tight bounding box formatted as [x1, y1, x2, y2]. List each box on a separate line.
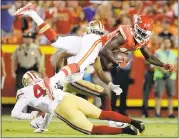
[91, 125, 122, 134]
[39, 22, 57, 43]
[101, 95, 112, 111]
[99, 110, 132, 123]
[29, 11, 44, 26]
[50, 63, 79, 86]
[28, 11, 57, 42]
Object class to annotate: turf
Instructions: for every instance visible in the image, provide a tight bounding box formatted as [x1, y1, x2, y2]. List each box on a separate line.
[1, 115, 178, 138]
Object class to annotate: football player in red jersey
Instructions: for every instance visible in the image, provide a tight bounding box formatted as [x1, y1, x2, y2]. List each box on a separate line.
[100, 15, 175, 71]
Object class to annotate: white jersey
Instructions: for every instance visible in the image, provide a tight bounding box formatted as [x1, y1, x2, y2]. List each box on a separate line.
[11, 81, 67, 120]
[54, 34, 103, 83]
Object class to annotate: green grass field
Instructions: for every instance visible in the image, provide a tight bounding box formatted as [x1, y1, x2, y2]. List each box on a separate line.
[1, 115, 178, 138]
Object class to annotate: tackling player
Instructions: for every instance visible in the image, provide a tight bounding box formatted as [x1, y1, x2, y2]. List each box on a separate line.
[11, 71, 145, 135]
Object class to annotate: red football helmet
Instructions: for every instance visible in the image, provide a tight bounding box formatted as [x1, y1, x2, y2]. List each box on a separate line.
[133, 15, 153, 45]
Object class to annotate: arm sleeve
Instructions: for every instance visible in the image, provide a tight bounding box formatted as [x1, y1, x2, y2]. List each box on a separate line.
[11, 98, 34, 120]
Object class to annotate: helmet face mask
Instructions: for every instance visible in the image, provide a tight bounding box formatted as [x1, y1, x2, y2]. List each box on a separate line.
[86, 20, 105, 36]
[133, 15, 153, 45]
[22, 71, 43, 87]
[133, 24, 152, 45]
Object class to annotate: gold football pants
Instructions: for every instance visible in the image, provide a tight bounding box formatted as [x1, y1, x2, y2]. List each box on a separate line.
[55, 94, 101, 134]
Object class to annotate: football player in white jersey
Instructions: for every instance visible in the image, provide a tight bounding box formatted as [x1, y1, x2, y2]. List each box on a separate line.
[12, 71, 145, 135]
[11, 71, 59, 131]
[14, 3, 122, 96]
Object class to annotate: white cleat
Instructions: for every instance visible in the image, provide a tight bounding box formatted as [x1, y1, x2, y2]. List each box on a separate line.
[33, 128, 49, 133]
[30, 116, 43, 129]
[108, 121, 129, 128]
[14, 3, 35, 16]
[30, 121, 41, 129]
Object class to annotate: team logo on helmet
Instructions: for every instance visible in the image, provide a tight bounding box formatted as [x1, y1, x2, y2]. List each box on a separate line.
[86, 20, 105, 36]
[22, 71, 43, 87]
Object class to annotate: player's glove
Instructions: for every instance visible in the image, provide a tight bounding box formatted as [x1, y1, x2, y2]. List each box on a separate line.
[31, 111, 39, 119]
[163, 64, 175, 72]
[108, 82, 123, 95]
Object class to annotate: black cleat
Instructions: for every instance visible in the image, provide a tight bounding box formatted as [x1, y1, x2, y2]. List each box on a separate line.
[131, 120, 145, 133]
[122, 125, 139, 135]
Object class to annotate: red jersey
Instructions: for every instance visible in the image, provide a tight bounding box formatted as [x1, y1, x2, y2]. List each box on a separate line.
[101, 25, 149, 53]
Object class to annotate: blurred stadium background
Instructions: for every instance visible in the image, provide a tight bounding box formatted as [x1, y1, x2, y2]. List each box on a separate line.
[1, 0, 178, 138]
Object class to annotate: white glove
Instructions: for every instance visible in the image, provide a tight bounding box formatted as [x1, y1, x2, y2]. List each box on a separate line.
[30, 111, 39, 119]
[108, 82, 123, 95]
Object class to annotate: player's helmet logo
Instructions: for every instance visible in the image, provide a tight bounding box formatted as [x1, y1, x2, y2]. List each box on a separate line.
[86, 20, 105, 36]
[22, 71, 43, 87]
[133, 15, 153, 45]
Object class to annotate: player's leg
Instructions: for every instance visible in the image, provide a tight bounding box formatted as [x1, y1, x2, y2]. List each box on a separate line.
[15, 3, 81, 54]
[55, 94, 138, 135]
[73, 94, 139, 135]
[63, 79, 111, 110]
[74, 96, 145, 132]
[15, 3, 57, 43]
[73, 94, 144, 133]
[55, 94, 93, 134]
[98, 110, 145, 133]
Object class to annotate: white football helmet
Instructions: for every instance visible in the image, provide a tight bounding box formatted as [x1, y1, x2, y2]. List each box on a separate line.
[22, 71, 43, 87]
[86, 20, 105, 36]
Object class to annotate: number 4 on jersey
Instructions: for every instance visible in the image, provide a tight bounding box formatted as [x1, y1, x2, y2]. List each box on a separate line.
[33, 84, 46, 98]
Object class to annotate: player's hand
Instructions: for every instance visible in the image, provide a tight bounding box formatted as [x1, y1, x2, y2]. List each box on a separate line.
[31, 111, 39, 119]
[163, 64, 175, 72]
[108, 82, 123, 95]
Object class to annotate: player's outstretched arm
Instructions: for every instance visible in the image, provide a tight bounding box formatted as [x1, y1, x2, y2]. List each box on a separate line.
[11, 97, 38, 120]
[93, 57, 111, 85]
[93, 57, 123, 95]
[140, 47, 174, 72]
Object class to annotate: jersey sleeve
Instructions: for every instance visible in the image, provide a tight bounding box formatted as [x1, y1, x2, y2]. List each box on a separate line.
[118, 26, 127, 41]
[101, 30, 119, 46]
[11, 98, 34, 120]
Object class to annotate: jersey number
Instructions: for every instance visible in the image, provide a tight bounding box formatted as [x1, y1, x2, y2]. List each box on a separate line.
[33, 84, 46, 98]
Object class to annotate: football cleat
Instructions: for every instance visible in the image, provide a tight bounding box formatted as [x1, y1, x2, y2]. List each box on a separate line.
[33, 128, 49, 133]
[14, 3, 35, 16]
[122, 125, 139, 135]
[131, 120, 145, 133]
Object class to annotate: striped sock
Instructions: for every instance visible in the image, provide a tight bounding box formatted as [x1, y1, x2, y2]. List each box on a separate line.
[50, 63, 79, 86]
[39, 22, 57, 43]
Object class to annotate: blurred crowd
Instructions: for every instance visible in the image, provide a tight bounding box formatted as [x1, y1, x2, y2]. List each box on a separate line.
[1, 0, 178, 46]
[1, 0, 178, 118]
